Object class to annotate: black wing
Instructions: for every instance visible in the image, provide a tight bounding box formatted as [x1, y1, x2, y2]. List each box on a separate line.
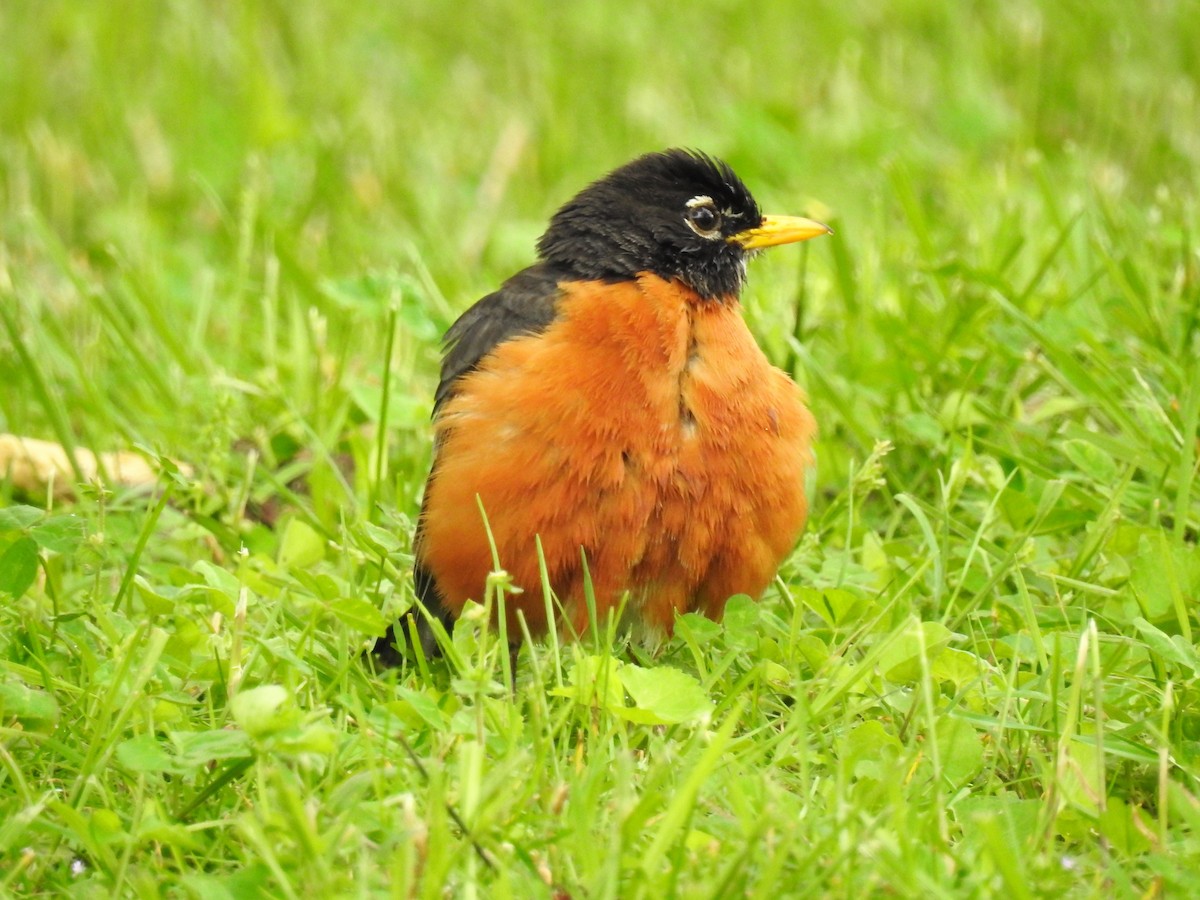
[375, 262, 566, 666]
[433, 262, 567, 413]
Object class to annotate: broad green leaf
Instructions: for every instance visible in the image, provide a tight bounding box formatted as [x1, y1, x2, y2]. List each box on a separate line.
[618, 663, 711, 725]
[674, 612, 723, 646]
[0, 680, 60, 727]
[860, 529, 889, 572]
[722, 594, 760, 652]
[793, 634, 831, 672]
[931, 648, 990, 690]
[878, 621, 955, 683]
[1128, 532, 1200, 622]
[116, 734, 178, 773]
[840, 720, 903, 782]
[180, 865, 273, 900]
[89, 808, 126, 844]
[330, 595, 388, 635]
[171, 729, 253, 767]
[134, 577, 176, 616]
[278, 518, 325, 568]
[0, 505, 44, 531]
[1058, 739, 1105, 816]
[0, 536, 39, 600]
[550, 654, 625, 711]
[136, 817, 204, 852]
[194, 560, 241, 599]
[798, 587, 866, 627]
[759, 659, 792, 687]
[1097, 796, 1154, 857]
[358, 520, 402, 554]
[29, 515, 87, 553]
[1060, 438, 1118, 484]
[275, 719, 337, 755]
[954, 795, 1042, 857]
[383, 688, 450, 732]
[936, 717, 985, 786]
[1131, 617, 1199, 673]
[230, 685, 296, 738]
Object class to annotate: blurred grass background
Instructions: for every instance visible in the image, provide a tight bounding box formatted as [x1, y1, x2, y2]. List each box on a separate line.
[2, 1, 1197, 457]
[2, 0, 1199, 895]
[3, 0, 1198, 503]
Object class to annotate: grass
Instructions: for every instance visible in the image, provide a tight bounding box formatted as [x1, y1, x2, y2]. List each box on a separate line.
[1, 0, 1199, 895]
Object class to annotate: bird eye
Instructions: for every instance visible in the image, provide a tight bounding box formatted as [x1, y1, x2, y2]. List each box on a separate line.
[685, 203, 721, 237]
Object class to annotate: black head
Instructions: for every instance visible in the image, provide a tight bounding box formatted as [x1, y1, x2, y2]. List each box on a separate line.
[536, 149, 829, 301]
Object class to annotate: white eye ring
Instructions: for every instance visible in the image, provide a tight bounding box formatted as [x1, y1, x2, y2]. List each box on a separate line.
[684, 197, 722, 238]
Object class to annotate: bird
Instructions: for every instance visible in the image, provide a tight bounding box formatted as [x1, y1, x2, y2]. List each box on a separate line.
[379, 149, 830, 663]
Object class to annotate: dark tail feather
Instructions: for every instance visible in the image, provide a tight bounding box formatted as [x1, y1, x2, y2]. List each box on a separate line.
[372, 562, 455, 666]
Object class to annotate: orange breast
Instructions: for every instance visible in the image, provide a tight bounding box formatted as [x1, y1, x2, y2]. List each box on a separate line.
[418, 273, 816, 640]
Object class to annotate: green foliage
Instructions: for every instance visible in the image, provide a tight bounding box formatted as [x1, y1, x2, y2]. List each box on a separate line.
[2, 0, 1199, 895]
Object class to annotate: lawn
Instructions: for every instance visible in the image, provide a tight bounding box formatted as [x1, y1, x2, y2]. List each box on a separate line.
[2, 1, 1199, 896]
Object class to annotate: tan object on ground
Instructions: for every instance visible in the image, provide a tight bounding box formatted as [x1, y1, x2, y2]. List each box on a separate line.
[0, 433, 178, 499]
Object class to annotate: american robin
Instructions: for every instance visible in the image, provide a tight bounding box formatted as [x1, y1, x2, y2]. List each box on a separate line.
[382, 149, 829, 662]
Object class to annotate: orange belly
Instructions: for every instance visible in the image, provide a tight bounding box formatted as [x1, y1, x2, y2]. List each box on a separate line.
[418, 273, 816, 640]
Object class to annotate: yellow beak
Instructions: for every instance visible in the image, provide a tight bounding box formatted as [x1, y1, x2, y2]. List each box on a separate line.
[729, 215, 832, 250]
